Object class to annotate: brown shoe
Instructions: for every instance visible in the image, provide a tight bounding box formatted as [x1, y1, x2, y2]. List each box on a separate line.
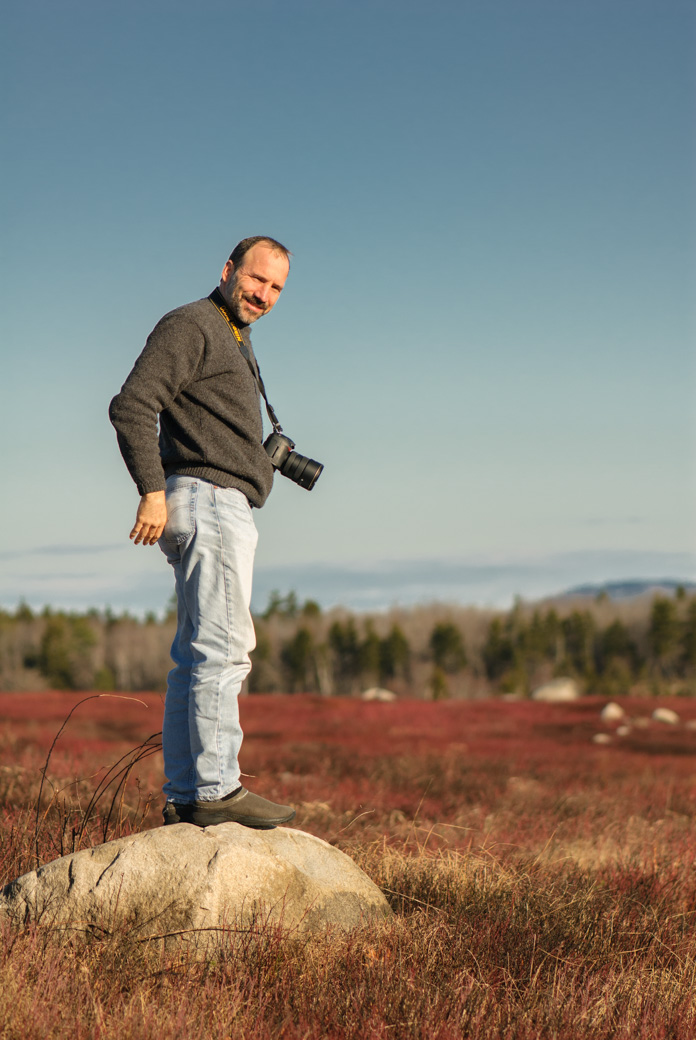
[191, 787, 296, 829]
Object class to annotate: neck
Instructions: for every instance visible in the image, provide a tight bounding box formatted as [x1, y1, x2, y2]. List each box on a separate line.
[211, 286, 248, 328]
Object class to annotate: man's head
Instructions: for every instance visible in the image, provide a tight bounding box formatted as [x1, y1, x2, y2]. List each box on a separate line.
[219, 236, 291, 325]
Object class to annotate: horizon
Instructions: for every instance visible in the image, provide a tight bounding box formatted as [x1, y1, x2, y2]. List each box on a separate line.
[2, 548, 694, 618]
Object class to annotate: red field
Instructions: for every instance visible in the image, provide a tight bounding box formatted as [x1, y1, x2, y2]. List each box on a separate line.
[1, 691, 696, 1038]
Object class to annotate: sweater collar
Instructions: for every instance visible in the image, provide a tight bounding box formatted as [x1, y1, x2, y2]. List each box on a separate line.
[208, 287, 251, 332]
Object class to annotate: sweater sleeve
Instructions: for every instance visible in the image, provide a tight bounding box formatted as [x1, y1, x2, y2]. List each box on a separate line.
[109, 314, 206, 495]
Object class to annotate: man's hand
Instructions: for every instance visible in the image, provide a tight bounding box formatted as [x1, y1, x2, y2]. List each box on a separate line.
[130, 491, 167, 546]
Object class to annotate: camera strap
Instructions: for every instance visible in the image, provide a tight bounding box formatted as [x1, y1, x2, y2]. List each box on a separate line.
[208, 288, 283, 433]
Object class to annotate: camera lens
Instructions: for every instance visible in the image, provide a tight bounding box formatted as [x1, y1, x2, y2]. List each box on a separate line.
[282, 451, 324, 490]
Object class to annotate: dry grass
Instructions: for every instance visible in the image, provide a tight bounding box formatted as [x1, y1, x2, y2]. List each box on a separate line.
[1, 691, 696, 1038]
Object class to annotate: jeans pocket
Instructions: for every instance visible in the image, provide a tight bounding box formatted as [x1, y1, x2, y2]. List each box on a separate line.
[163, 479, 198, 546]
[216, 487, 258, 537]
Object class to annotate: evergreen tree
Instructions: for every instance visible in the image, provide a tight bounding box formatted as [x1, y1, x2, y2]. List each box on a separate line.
[38, 614, 97, 689]
[482, 617, 515, 680]
[263, 590, 299, 619]
[280, 627, 316, 691]
[681, 599, 696, 674]
[429, 622, 467, 674]
[359, 624, 382, 684]
[514, 609, 561, 678]
[328, 619, 361, 693]
[597, 620, 637, 673]
[649, 596, 680, 676]
[560, 611, 596, 680]
[249, 627, 276, 692]
[379, 624, 411, 682]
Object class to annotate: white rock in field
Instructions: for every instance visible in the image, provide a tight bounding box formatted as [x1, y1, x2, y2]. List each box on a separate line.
[361, 687, 397, 702]
[0, 825, 390, 953]
[592, 733, 613, 745]
[531, 678, 580, 703]
[600, 702, 626, 723]
[652, 707, 680, 725]
[616, 725, 632, 737]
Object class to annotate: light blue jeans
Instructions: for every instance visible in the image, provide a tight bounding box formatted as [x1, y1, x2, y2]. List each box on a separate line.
[159, 475, 258, 804]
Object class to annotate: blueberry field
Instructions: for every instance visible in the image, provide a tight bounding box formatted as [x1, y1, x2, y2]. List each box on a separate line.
[1, 691, 696, 1038]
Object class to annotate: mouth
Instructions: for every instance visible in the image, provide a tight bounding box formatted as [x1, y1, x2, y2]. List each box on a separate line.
[243, 295, 266, 314]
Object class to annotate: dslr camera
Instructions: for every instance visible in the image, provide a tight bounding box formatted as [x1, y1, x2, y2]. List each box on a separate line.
[264, 432, 323, 490]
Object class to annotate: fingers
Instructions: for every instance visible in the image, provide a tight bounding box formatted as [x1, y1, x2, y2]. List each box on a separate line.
[130, 521, 165, 546]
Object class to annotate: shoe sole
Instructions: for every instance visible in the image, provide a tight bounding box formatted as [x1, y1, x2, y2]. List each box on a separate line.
[191, 809, 296, 829]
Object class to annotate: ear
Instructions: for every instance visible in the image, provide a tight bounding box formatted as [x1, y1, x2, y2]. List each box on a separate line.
[220, 259, 235, 284]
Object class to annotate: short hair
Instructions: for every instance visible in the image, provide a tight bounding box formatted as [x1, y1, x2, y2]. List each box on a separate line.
[228, 236, 292, 267]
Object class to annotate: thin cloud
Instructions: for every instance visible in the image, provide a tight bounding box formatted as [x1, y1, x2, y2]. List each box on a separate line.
[0, 544, 124, 561]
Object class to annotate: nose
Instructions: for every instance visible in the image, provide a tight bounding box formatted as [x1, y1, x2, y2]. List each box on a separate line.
[254, 282, 272, 303]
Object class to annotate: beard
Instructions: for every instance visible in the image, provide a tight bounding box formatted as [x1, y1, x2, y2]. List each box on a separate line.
[224, 280, 269, 325]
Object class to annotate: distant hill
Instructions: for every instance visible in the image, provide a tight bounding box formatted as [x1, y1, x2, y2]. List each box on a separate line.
[555, 579, 696, 601]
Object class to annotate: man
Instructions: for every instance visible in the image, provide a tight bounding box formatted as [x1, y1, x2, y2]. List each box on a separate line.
[109, 236, 296, 829]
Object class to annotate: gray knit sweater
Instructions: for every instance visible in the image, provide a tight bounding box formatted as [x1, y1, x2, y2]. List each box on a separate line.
[109, 293, 275, 507]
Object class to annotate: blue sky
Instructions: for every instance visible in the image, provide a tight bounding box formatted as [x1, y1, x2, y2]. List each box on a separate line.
[2, 0, 694, 613]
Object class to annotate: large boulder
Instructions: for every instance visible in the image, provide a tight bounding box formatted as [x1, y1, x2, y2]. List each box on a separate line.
[531, 678, 580, 703]
[361, 687, 397, 702]
[0, 825, 391, 952]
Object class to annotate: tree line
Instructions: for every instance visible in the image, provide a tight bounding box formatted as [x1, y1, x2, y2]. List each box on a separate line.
[0, 588, 694, 698]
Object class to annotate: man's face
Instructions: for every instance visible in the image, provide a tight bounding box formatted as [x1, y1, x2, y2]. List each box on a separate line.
[219, 244, 290, 325]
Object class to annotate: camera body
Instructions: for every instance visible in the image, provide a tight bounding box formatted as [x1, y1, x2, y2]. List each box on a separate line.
[263, 432, 323, 491]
